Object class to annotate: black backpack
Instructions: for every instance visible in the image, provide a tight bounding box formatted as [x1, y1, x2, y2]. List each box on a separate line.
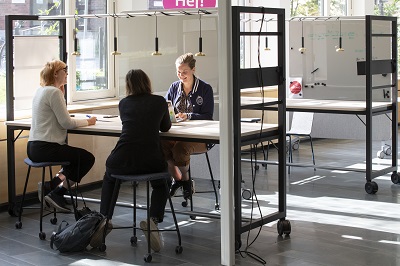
[50, 211, 105, 252]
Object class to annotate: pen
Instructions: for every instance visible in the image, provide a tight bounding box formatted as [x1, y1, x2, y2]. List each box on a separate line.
[86, 115, 91, 118]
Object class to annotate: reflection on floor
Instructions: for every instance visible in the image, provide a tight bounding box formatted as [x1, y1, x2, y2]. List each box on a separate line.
[0, 135, 400, 265]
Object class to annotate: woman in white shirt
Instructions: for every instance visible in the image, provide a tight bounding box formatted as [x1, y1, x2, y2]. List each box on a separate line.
[27, 60, 97, 213]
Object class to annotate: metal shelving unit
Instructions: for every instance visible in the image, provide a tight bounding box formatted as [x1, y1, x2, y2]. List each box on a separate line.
[231, 6, 290, 249]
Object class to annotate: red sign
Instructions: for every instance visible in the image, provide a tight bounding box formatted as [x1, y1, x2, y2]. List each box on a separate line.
[163, 0, 217, 9]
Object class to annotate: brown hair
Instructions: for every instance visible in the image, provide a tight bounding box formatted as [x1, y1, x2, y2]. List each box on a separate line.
[125, 69, 152, 96]
[40, 60, 66, 87]
[175, 53, 196, 69]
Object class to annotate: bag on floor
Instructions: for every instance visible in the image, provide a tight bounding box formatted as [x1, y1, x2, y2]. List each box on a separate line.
[50, 211, 105, 253]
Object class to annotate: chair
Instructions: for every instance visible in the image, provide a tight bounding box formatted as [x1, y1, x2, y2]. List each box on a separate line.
[183, 144, 219, 214]
[102, 172, 183, 263]
[286, 112, 315, 172]
[15, 158, 78, 240]
[241, 118, 268, 170]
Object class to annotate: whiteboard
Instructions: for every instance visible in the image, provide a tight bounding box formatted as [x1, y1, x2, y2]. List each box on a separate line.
[288, 19, 393, 101]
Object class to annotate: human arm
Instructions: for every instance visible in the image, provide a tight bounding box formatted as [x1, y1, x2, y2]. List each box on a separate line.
[160, 101, 172, 132]
[187, 82, 214, 120]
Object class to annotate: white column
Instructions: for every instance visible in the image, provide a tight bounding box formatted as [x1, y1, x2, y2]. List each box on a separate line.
[218, 0, 235, 265]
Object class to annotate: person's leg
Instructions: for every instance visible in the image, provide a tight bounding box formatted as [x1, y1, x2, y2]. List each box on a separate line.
[99, 171, 119, 218]
[149, 178, 171, 223]
[172, 142, 207, 198]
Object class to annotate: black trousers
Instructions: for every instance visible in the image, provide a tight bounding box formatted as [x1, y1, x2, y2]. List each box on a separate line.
[27, 141, 95, 183]
[100, 170, 171, 222]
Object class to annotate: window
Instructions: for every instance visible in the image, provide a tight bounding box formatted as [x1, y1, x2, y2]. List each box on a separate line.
[291, 0, 347, 17]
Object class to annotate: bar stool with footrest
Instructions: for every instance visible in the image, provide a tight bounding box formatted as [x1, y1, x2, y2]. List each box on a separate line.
[100, 172, 183, 263]
[183, 143, 219, 219]
[15, 158, 78, 240]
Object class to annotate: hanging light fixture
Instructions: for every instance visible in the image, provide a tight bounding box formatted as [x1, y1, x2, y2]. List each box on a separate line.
[111, 1, 121, 55]
[71, 28, 80, 56]
[195, 12, 205, 56]
[151, 13, 162, 56]
[264, 20, 270, 51]
[336, 19, 344, 52]
[299, 20, 306, 53]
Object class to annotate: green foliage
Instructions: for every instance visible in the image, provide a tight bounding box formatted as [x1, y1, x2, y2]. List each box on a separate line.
[291, 0, 319, 17]
[374, 0, 400, 16]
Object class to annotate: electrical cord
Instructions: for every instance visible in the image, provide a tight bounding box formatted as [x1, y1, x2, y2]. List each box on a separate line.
[237, 8, 271, 265]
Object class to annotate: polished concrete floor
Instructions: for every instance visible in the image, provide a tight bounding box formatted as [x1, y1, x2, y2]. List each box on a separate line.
[0, 135, 400, 265]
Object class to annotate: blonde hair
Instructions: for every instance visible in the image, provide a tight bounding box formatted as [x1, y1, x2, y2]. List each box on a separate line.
[40, 60, 66, 87]
[175, 53, 196, 69]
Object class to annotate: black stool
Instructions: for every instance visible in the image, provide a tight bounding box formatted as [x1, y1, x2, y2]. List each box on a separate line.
[15, 158, 76, 240]
[184, 148, 219, 216]
[101, 172, 183, 263]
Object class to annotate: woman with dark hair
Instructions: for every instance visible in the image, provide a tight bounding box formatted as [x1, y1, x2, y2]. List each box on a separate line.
[27, 60, 97, 212]
[93, 69, 171, 251]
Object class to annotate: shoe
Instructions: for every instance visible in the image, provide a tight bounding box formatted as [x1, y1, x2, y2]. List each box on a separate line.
[90, 219, 113, 248]
[37, 181, 51, 202]
[170, 180, 183, 197]
[44, 191, 71, 212]
[182, 180, 195, 199]
[140, 219, 162, 252]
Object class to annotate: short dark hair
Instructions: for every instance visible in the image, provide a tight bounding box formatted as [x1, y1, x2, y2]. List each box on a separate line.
[175, 53, 196, 69]
[125, 69, 152, 96]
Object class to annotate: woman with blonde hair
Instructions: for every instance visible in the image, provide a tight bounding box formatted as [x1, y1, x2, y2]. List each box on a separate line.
[27, 60, 97, 212]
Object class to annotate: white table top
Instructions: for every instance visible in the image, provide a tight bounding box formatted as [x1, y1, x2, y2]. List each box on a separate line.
[241, 97, 393, 112]
[5, 114, 278, 142]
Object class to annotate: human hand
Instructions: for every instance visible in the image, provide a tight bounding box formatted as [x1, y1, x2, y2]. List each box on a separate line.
[87, 116, 97, 125]
[176, 112, 188, 121]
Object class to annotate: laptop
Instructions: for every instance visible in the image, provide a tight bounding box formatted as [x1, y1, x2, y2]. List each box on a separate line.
[167, 100, 183, 123]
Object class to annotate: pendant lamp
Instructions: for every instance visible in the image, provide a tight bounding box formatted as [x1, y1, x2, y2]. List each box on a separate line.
[195, 13, 205, 56]
[299, 20, 306, 53]
[71, 29, 80, 56]
[111, 1, 121, 55]
[151, 14, 162, 56]
[336, 19, 344, 52]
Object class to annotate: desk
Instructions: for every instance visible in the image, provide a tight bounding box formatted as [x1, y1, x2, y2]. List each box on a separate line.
[5, 114, 280, 239]
[241, 97, 399, 194]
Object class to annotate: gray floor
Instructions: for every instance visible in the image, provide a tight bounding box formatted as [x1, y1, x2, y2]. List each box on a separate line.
[1, 135, 400, 266]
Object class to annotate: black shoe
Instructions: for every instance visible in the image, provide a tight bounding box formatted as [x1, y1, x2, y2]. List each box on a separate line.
[37, 181, 51, 203]
[44, 191, 71, 212]
[170, 180, 183, 197]
[182, 180, 195, 199]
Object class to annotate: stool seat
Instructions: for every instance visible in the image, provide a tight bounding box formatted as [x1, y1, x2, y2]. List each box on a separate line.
[111, 172, 170, 182]
[24, 158, 70, 168]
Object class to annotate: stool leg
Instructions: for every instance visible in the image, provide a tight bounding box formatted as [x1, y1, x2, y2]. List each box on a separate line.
[65, 179, 79, 220]
[47, 166, 57, 222]
[39, 167, 46, 240]
[146, 181, 152, 255]
[165, 179, 182, 246]
[205, 152, 219, 209]
[133, 181, 137, 239]
[16, 166, 32, 226]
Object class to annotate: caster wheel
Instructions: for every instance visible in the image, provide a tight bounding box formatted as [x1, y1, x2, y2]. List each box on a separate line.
[377, 150, 385, 159]
[15, 221, 22, 229]
[99, 243, 106, 252]
[190, 215, 196, 220]
[383, 145, 392, 156]
[39, 232, 46, 240]
[215, 203, 220, 210]
[175, 245, 183, 254]
[391, 173, 400, 184]
[144, 253, 152, 263]
[292, 141, 299, 150]
[50, 217, 57, 224]
[365, 181, 378, 194]
[254, 165, 259, 170]
[181, 201, 187, 207]
[130, 236, 137, 244]
[242, 189, 252, 200]
[277, 220, 291, 236]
